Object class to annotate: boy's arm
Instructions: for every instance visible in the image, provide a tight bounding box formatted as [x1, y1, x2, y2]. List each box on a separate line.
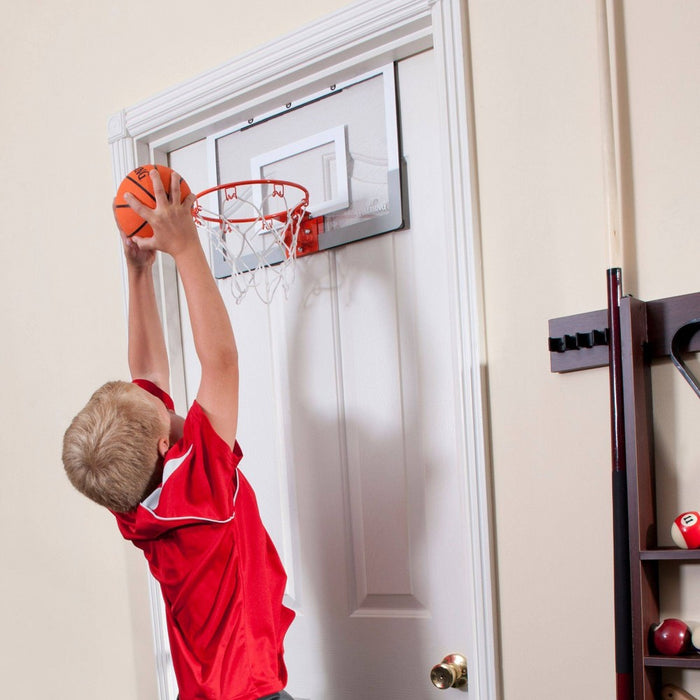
[123, 170, 239, 449]
[120, 233, 170, 391]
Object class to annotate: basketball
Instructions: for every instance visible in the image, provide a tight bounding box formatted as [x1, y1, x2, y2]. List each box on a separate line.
[115, 164, 191, 238]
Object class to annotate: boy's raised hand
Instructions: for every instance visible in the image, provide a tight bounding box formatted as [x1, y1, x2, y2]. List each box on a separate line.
[121, 168, 198, 258]
[119, 230, 156, 269]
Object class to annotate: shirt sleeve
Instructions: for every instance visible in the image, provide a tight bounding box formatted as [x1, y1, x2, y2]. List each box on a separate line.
[136, 401, 242, 525]
[132, 378, 175, 411]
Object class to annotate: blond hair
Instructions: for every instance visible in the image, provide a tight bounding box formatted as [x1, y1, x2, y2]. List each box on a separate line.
[62, 381, 165, 512]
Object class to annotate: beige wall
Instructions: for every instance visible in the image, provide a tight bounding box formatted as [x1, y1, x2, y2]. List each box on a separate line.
[469, 0, 700, 697]
[2, 1, 698, 698]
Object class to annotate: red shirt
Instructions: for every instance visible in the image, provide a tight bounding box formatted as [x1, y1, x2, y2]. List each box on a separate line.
[113, 381, 294, 700]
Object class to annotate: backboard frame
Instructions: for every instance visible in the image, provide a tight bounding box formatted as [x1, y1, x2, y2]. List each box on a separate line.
[203, 64, 405, 279]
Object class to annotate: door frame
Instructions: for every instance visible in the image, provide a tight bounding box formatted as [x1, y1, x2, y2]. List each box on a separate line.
[108, 1, 498, 697]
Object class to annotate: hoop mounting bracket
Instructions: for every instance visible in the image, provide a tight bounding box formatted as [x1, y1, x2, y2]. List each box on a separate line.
[293, 214, 324, 257]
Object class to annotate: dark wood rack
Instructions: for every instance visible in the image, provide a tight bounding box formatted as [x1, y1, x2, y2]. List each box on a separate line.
[549, 291, 700, 699]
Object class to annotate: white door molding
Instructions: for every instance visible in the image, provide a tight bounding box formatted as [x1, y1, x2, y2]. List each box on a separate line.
[108, 1, 498, 697]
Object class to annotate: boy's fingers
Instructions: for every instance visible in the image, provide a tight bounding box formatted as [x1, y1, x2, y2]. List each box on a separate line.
[122, 233, 144, 255]
[150, 167, 167, 204]
[130, 234, 157, 251]
[123, 192, 153, 219]
[170, 171, 180, 203]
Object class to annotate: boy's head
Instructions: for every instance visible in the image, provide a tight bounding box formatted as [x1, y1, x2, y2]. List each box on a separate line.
[62, 381, 171, 512]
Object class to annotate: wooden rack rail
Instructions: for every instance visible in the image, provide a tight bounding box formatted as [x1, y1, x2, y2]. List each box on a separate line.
[549, 291, 700, 698]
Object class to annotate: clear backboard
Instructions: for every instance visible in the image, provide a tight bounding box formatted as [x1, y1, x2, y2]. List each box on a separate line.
[206, 65, 406, 279]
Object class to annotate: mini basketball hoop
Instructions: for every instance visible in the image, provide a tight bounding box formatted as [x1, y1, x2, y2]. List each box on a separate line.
[193, 180, 322, 304]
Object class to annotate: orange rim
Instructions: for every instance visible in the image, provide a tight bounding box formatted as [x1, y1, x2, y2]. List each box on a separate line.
[194, 179, 310, 225]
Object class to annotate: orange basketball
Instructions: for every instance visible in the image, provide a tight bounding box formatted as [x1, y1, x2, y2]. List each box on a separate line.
[115, 164, 191, 238]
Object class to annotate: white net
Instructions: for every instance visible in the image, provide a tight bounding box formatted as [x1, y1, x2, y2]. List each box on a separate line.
[193, 180, 309, 304]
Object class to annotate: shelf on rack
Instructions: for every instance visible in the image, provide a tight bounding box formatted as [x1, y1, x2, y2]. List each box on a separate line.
[639, 548, 700, 561]
[644, 654, 700, 669]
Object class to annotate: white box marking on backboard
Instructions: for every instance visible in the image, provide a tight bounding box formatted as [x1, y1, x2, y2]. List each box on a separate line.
[250, 125, 350, 218]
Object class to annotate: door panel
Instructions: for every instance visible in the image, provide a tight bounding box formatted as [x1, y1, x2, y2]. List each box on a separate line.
[170, 48, 475, 699]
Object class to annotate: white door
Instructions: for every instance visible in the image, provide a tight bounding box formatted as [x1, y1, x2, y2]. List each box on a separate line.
[170, 49, 480, 699]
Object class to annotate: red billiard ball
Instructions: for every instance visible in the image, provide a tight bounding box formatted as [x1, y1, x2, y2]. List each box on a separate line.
[652, 618, 692, 656]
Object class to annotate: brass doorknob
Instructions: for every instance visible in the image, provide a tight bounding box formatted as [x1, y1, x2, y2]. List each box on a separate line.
[430, 653, 468, 690]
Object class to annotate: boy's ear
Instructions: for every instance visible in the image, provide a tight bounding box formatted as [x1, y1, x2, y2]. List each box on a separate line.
[157, 437, 170, 458]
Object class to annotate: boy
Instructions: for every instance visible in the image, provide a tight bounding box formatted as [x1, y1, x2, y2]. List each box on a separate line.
[62, 169, 294, 700]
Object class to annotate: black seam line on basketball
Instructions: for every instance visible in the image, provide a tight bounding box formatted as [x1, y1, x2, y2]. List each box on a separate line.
[126, 176, 157, 202]
[127, 220, 149, 237]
